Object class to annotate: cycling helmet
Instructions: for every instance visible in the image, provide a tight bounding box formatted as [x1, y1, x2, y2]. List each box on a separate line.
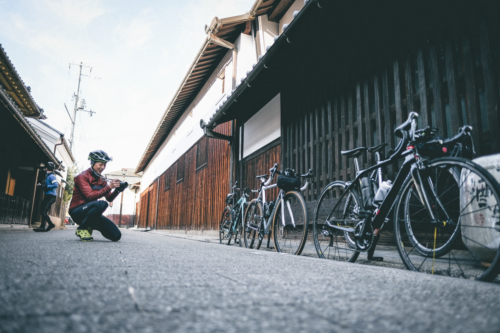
[88, 150, 112, 165]
[46, 161, 55, 171]
[88, 150, 112, 178]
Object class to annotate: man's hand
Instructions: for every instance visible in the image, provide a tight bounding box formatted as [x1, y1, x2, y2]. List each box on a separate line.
[109, 179, 121, 189]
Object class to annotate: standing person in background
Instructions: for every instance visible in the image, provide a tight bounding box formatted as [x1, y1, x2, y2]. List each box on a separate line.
[69, 150, 125, 242]
[33, 162, 58, 232]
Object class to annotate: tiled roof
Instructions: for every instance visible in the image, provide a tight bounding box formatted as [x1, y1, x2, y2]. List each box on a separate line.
[135, 0, 292, 173]
[0, 44, 41, 117]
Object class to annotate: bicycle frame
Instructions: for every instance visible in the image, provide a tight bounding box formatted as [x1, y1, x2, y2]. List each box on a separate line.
[250, 168, 311, 239]
[229, 194, 248, 233]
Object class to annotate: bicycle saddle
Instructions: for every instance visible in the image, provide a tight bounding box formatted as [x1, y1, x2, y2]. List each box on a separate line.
[341, 147, 366, 157]
[367, 143, 388, 153]
[256, 174, 269, 180]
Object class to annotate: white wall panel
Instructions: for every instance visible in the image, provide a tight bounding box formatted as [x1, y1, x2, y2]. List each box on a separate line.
[243, 93, 281, 158]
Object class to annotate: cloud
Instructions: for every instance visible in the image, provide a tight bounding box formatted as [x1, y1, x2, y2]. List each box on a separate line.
[114, 10, 156, 47]
[41, 0, 105, 27]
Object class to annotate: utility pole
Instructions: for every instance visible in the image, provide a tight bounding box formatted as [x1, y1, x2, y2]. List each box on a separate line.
[66, 62, 98, 153]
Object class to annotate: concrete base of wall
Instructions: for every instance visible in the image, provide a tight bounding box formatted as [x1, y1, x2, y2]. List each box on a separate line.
[156, 229, 219, 237]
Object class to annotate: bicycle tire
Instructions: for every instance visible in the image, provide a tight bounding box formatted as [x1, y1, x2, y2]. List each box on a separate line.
[243, 199, 263, 249]
[272, 190, 308, 255]
[227, 206, 241, 246]
[393, 157, 500, 282]
[313, 181, 361, 263]
[219, 206, 231, 245]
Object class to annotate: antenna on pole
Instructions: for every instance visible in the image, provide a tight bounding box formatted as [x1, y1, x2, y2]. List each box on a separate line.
[67, 62, 99, 153]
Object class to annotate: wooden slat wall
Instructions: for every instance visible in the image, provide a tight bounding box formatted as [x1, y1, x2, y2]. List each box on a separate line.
[143, 122, 231, 231]
[242, 144, 281, 201]
[282, 16, 500, 205]
[279, 15, 500, 245]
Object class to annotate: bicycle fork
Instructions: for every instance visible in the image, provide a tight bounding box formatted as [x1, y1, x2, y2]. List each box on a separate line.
[410, 164, 452, 226]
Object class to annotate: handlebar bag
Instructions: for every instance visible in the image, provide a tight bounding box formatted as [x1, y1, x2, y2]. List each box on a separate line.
[277, 175, 301, 191]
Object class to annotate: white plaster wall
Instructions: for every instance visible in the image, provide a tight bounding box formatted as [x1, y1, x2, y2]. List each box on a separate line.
[140, 47, 237, 193]
[243, 93, 281, 158]
[279, 0, 305, 35]
[261, 15, 279, 54]
[235, 33, 257, 84]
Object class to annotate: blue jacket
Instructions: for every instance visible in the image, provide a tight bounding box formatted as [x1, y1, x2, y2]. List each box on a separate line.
[45, 173, 58, 196]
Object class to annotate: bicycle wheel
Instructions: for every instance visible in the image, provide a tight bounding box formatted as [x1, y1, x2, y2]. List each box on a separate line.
[394, 157, 500, 282]
[313, 181, 360, 262]
[227, 207, 241, 246]
[219, 207, 231, 244]
[243, 199, 263, 249]
[273, 191, 308, 255]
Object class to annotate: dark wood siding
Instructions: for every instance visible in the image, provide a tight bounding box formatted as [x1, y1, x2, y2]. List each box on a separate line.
[242, 143, 281, 201]
[140, 122, 231, 231]
[282, 15, 500, 194]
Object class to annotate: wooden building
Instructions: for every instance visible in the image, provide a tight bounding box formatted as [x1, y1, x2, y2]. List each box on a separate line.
[136, 0, 500, 234]
[0, 44, 69, 226]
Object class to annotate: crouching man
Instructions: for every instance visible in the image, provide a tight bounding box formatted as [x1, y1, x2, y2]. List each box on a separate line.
[69, 150, 123, 242]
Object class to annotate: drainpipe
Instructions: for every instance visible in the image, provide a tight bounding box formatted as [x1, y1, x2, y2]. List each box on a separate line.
[54, 134, 64, 155]
[155, 177, 160, 230]
[29, 165, 40, 228]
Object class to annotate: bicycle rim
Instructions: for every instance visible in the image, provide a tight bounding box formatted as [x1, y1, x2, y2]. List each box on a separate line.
[243, 200, 263, 249]
[273, 191, 308, 255]
[313, 181, 360, 262]
[394, 157, 500, 282]
[219, 207, 231, 245]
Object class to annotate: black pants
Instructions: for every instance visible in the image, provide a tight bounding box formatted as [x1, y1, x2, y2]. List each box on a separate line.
[69, 201, 121, 242]
[41, 194, 56, 227]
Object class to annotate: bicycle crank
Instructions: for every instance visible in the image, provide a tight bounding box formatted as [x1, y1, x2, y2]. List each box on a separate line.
[354, 220, 374, 251]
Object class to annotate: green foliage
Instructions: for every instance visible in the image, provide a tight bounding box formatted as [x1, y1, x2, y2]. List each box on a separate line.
[63, 165, 79, 204]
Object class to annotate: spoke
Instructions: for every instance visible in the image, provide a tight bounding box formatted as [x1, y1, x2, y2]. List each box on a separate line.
[449, 250, 467, 278]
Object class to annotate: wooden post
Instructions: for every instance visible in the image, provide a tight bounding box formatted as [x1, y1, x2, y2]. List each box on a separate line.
[29, 165, 40, 228]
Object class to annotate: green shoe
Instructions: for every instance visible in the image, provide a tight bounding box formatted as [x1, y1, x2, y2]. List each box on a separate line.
[76, 229, 93, 241]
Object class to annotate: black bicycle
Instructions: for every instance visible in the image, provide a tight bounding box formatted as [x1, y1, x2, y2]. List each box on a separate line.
[313, 112, 500, 281]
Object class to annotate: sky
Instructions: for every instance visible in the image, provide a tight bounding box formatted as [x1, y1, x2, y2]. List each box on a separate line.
[0, 0, 252, 172]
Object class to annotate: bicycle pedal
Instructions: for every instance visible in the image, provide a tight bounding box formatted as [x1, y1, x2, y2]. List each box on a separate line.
[368, 256, 384, 262]
[322, 230, 332, 237]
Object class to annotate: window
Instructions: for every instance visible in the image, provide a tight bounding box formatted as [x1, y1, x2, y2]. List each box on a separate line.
[164, 169, 170, 191]
[196, 137, 208, 171]
[177, 155, 185, 183]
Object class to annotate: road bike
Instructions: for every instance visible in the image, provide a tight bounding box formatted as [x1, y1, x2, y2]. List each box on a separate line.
[243, 163, 313, 255]
[313, 112, 500, 281]
[219, 181, 250, 246]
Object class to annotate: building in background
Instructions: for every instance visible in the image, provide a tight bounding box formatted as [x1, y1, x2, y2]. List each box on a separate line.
[103, 168, 141, 227]
[27, 118, 75, 228]
[136, 0, 500, 235]
[0, 44, 68, 227]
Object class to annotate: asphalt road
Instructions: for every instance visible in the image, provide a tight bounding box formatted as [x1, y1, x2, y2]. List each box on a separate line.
[1, 227, 500, 333]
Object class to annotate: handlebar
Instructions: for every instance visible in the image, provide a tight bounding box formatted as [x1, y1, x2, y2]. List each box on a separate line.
[389, 111, 419, 160]
[264, 163, 279, 186]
